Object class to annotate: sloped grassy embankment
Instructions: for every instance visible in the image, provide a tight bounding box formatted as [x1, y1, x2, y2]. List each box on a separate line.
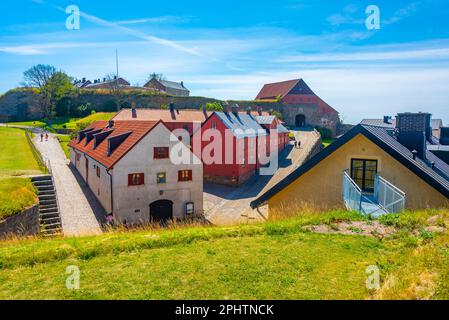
[0, 210, 448, 300]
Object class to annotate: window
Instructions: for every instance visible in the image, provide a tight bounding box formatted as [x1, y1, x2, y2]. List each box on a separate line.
[157, 172, 166, 184]
[76, 153, 81, 161]
[128, 173, 144, 186]
[350, 159, 378, 192]
[211, 121, 217, 130]
[96, 166, 100, 178]
[178, 170, 192, 182]
[154, 147, 169, 159]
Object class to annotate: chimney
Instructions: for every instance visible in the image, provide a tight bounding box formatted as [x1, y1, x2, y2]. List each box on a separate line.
[246, 107, 252, 115]
[108, 120, 115, 128]
[396, 113, 430, 160]
[181, 81, 184, 87]
[202, 105, 208, 117]
[231, 104, 239, 115]
[431, 161, 435, 170]
[82, 77, 86, 83]
[131, 102, 137, 118]
[383, 116, 391, 124]
[114, 75, 117, 80]
[94, 79, 98, 84]
[169, 103, 175, 118]
[223, 102, 230, 114]
[103, 77, 106, 82]
[440, 127, 449, 145]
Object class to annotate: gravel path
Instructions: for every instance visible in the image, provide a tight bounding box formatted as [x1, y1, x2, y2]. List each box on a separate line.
[204, 129, 321, 225]
[33, 133, 103, 236]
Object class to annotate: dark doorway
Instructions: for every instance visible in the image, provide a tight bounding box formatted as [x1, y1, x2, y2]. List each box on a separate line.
[295, 114, 306, 127]
[350, 159, 378, 192]
[149, 200, 173, 222]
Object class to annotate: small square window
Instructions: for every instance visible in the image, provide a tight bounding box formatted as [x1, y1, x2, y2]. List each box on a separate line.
[154, 147, 169, 159]
[157, 172, 166, 184]
[128, 173, 144, 186]
[178, 170, 192, 182]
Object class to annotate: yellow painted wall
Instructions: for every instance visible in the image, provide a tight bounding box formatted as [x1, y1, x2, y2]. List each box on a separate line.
[268, 134, 449, 213]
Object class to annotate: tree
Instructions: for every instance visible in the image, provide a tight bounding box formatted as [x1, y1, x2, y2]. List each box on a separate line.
[22, 64, 57, 88]
[40, 72, 75, 119]
[148, 73, 165, 81]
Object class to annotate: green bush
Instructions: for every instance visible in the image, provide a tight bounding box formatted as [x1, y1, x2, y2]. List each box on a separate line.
[205, 102, 223, 112]
[315, 126, 333, 140]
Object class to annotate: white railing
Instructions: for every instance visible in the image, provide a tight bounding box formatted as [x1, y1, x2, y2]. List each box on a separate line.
[342, 170, 405, 216]
[342, 170, 363, 212]
[374, 175, 406, 213]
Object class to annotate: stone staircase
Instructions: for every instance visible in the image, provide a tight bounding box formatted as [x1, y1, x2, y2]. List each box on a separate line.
[31, 175, 63, 236]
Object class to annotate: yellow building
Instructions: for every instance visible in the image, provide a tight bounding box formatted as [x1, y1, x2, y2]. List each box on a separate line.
[251, 121, 449, 215]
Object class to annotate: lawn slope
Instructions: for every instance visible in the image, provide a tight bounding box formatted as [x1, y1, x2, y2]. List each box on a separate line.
[0, 210, 448, 300]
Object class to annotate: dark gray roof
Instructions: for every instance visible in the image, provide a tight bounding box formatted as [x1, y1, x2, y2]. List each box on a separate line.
[360, 118, 396, 128]
[214, 112, 267, 138]
[159, 80, 189, 92]
[250, 124, 449, 208]
[255, 115, 276, 125]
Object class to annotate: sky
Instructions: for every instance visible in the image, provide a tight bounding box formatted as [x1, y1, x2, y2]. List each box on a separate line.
[1, 0, 449, 124]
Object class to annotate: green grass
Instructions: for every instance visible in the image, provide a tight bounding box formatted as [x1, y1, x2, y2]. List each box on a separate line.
[0, 127, 42, 177]
[0, 209, 448, 300]
[9, 112, 115, 132]
[56, 134, 71, 158]
[322, 138, 336, 148]
[0, 178, 37, 220]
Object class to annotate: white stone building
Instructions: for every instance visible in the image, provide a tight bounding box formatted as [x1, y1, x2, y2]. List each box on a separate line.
[69, 120, 203, 225]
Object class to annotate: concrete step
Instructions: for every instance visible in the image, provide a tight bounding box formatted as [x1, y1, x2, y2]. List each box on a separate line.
[41, 216, 61, 224]
[38, 190, 55, 196]
[40, 213, 60, 220]
[33, 180, 53, 187]
[40, 207, 58, 214]
[38, 194, 56, 201]
[41, 222, 62, 229]
[31, 175, 52, 182]
[39, 204, 58, 210]
[39, 199, 57, 206]
[36, 185, 54, 191]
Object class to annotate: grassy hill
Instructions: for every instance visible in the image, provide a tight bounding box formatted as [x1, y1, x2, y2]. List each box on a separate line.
[0, 127, 40, 219]
[0, 210, 448, 300]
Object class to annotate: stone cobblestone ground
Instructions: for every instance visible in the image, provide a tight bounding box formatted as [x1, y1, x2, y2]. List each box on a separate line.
[204, 129, 321, 225]
[33, 132, 103, 236]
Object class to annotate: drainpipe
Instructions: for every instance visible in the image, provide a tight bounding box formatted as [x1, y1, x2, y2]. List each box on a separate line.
[106, 168, 114, 216]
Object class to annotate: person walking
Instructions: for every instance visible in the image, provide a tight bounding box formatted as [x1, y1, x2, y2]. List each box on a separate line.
[45, 133, 48, 141]
[40, 133, 43, 142]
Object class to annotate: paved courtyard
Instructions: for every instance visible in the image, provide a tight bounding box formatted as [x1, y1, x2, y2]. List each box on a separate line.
[204, 129, 321, 225]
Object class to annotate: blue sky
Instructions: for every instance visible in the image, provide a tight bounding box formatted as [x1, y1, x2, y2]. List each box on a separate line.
[1, 0, 449, 123]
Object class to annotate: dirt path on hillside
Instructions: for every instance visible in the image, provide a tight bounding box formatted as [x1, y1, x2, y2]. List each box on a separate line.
[204, 129, 321, 225]
[33, 132, 104, 236]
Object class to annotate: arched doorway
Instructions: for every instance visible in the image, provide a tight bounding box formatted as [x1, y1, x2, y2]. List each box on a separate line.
[149, 200, 173, 222]
[295, 114, 306, 127]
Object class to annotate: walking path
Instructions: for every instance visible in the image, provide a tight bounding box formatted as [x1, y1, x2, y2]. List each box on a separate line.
[33, 132, 103, 236]
[204, 129, 321, 225]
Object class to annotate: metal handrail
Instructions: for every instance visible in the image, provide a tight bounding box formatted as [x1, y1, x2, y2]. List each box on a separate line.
[343, 169, 405, 215]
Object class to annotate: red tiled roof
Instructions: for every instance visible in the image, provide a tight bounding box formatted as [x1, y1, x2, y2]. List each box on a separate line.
[255, 79, 300, 100]
[112, 108, 208, 123]
[69, 120, 160, 169]
[282, 95, 338, 115]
